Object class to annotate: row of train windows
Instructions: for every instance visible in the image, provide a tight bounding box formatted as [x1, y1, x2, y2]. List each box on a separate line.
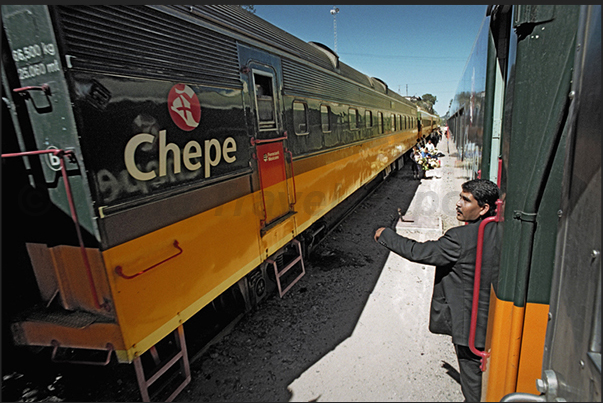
[292, 101, 416, 136]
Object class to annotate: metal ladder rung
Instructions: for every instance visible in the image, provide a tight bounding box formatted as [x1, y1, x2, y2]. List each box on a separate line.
[267, 239, 305, 298]
[133, 324, 191, 402]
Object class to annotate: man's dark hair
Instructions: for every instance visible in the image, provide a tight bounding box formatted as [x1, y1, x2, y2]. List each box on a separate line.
[462, 179, 500, 215]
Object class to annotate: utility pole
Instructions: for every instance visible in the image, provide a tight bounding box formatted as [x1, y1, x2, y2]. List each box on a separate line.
[330, 6, 339, 53]
[406, 84, 408, 96]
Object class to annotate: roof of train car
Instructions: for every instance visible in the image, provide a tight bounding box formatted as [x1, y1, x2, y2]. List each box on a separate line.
[174, 5, 415, 108]
[417, 107, 439, 118]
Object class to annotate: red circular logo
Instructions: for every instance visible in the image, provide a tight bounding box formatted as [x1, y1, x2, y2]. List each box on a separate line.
[167, 84, 201, 131]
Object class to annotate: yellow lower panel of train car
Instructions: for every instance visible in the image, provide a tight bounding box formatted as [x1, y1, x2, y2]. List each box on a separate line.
[516, 303, 549, 394]
[102, 131, 414, 362]
[482, 289, 549, 401]
[102, 193, 264, 362]
[293, 133, 415, 237]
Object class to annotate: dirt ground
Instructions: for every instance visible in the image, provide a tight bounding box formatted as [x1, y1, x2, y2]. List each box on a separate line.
[2, 140, 466, 402]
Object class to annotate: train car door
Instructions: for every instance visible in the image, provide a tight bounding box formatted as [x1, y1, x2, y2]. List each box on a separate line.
[239, 45, 295, 231]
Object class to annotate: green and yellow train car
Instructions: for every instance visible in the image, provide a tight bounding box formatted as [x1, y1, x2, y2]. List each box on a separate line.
[448, 5, 600, 401]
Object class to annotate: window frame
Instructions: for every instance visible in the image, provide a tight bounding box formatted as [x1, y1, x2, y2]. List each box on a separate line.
[365, 110, 373, 128]
[252, 70, 278, 132]
[293, 100, 309, 136]
[320, 104, 331, 133]
[349, 107, 359, 131]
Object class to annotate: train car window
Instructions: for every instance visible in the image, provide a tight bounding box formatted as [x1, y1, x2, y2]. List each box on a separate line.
[349, 108, 358, 130]
[365, 110, 373, 128]
[293, 101, 309, 135]
[378, 112, 384, 134]
[391, 113, 396, 131]
[398, 115, 402, 131]
[253, 72, 277, 131]
[321, 104, 331, 133]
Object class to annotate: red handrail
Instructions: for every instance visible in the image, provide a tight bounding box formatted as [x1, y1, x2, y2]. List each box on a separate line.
[468, 199, 502, 370]
[285, 149, 297, 207]
[497, 157, 503, 189]
[250, 131, 288, 146]
[13, 84, 51, 96]
[115, 240, 182, 280]
[252, 151, 268, 226]
[1, 149, 108, 311]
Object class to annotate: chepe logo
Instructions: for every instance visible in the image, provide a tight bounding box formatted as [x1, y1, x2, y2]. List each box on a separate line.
[167, 84, 201, 131]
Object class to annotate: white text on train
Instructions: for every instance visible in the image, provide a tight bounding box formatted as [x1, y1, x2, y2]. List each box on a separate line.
[124, 130, 237, 181]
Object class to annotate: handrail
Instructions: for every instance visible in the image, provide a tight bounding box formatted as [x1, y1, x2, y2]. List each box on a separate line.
[252, 151, 268, 226]
[497, 157, 503, 189]
[285, 149, 297, 207]
[250, 131, 288, 145]
[468, 198, 503, 370]
[1, 149, 108, 311]
[115, 240, 182, 280]
[13, 84, 53, 113]
[13, 84, 51, 96]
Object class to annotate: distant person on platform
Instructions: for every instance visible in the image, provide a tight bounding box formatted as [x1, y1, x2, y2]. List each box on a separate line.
[373, 179, 501, 402]
[411, 147, 422, 179]
[426, 139, 436, 156]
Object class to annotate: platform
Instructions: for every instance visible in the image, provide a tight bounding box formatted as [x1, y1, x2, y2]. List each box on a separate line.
[287, 137, 468, 402]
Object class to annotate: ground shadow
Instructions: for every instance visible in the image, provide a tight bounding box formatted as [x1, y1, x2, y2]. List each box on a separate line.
[441, 360, 462, 385]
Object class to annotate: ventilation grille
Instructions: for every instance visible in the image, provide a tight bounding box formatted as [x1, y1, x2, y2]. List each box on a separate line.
[181, 5, 337, 72]
[55, 5, 241, 88]
[282, 59, 389, 109]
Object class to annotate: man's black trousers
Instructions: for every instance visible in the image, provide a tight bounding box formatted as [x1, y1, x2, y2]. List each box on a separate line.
[454, 344, 483, 402]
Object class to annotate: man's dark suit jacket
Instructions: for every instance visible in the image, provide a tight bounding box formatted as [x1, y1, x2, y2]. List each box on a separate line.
[378, 219, 501, 349]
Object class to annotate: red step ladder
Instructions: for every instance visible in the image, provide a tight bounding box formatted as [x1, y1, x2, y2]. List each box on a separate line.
[133, 324, 191, 402]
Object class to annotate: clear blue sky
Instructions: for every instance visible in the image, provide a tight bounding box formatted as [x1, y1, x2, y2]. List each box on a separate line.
[253, 5, 488, 117]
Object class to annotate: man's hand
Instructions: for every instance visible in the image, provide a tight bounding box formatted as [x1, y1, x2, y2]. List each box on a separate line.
[374, 227, 386, 242]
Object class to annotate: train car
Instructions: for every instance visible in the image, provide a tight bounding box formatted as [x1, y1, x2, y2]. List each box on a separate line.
[447, 13, 492, 181]
[1, 5, 422, 401]
[447, 5, 600, 401]
[417, 107, 439, 141]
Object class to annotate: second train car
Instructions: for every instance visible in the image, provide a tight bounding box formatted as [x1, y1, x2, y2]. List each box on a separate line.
[448, 4, 600, 401]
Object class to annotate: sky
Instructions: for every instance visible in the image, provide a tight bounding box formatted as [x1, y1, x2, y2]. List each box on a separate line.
[252, 5, 488, 117]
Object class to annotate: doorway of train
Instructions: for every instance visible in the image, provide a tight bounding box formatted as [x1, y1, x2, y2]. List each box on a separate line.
[238, 44, 296, 231]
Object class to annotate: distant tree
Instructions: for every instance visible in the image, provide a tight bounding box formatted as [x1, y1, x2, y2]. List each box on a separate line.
[241, 5, 256, 13]
[422, 93, 437, 106]
[406, 93, 436, 115]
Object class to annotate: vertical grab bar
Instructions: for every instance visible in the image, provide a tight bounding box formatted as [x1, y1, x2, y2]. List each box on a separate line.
[468, 199, 502, 371]
[1, 149, 108, 311]
[285, 149, 297, 207]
